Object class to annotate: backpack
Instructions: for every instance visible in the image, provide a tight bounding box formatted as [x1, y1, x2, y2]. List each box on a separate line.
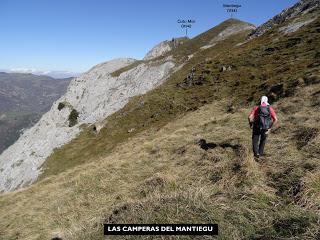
[257, 105, 272, 130]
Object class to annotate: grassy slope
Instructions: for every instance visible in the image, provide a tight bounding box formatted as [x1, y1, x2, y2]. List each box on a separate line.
[39, 19, 257, 179]
[0, 83, 319, 239]
[41, 17, 319, 179]
[0, 15, 320, 239]
[110, 60, 144, 77]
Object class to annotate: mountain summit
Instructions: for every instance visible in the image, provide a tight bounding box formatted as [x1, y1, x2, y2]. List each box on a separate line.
[0, 18, 255, 193]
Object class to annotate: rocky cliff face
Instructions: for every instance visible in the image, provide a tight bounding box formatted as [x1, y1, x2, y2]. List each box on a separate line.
[248, 0, 319, 38]
[0, 57, 175, 192]
[143, 41, 173, 60]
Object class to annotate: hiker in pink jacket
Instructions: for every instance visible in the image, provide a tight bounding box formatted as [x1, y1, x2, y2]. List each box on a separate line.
[248, 96, 278, 158]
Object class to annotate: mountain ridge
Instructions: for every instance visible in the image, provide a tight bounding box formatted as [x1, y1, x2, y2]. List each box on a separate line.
[0, 56, 176, 192]
[249, 0, 319, 38]
[0, 1, 319, 238]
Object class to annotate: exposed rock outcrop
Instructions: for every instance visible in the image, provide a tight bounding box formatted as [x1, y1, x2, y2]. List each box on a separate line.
[201, 21, 256, 49]
[0, 57, 176, 192]
[279, 17, 316, 34]
[144, 37, 188, 60]
[248, 0, 319, 39]
[144, 41, 173, 60]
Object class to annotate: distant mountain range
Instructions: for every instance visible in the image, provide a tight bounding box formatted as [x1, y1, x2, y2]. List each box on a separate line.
[0, 69, 80, 79]
[0, 72, 71, 154]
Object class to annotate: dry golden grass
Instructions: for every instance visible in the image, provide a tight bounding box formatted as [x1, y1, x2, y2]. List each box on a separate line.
[1, 81, 319, 239]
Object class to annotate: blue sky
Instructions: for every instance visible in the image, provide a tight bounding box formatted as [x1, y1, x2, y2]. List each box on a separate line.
[0, 0, 298, 73]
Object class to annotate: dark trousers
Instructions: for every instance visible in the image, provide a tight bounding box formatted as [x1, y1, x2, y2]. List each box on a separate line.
[252, 127, 268, 156]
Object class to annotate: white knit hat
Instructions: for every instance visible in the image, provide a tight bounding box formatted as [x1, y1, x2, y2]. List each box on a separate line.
[261, 96, 270, 105]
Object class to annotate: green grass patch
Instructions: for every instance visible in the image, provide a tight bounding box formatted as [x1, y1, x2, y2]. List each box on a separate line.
[110, 60, 144, 77]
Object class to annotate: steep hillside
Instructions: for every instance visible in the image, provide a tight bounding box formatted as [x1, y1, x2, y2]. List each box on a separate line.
[41, 12, 318, 180]
[0, 79, 319, 240]
[249, 0, 319, 38]
[0, 0, 319, 239]
[0, 73, 71, 154]
[0, 57, 176, 192]
[0, 18, 254, 193]
[40, 18, 255, 180]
